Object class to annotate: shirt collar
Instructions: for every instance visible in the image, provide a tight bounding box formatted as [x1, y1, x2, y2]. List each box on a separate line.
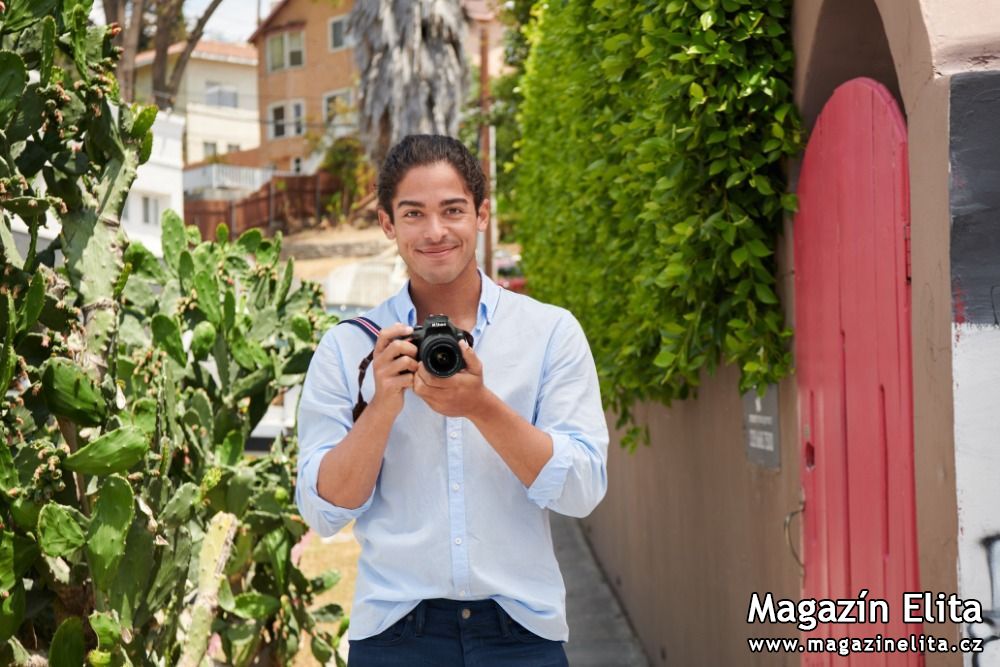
[390, 268, 501, 330]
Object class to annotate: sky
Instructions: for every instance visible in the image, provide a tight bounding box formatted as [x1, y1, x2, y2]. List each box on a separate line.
[91, 0, 263, 45]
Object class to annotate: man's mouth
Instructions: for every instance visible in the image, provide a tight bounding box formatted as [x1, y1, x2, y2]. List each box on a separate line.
[418, 246, 457, 257]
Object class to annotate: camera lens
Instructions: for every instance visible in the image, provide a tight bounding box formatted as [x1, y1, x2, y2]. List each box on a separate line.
[424, 339, 461, 377]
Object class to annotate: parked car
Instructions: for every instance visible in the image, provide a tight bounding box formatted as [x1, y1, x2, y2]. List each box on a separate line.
[495, 251, 527, 293]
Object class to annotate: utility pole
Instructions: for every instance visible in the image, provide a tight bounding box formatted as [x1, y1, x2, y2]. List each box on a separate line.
[479, 22, 493, 279]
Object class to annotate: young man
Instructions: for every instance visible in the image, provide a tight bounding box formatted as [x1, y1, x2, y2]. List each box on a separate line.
[296, 135, 608, 666]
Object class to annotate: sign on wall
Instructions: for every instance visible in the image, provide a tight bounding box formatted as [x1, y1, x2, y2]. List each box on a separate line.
[742, 384, 780, 470]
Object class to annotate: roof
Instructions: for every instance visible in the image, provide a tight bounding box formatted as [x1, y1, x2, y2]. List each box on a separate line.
[248, 0, 296, 43]
[249, 0, 497, 42]
[134, 40, 257, 68]
[463, 0, 498, 22]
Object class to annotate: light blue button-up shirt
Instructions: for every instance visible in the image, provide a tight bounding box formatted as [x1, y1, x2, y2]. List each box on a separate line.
[295, 270, 609, 641]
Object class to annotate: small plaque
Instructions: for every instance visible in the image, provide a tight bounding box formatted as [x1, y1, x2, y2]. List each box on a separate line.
[743, 384, 780, 469]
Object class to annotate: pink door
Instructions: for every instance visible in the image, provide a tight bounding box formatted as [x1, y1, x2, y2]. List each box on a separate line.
[794, 78, 922, 666]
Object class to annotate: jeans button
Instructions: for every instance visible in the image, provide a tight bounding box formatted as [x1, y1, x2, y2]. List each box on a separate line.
[461, 608, 471, 620]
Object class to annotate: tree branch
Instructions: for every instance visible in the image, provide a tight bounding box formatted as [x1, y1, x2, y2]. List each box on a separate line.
[164, 0, 226, 104]
[117, 0, 146, 102]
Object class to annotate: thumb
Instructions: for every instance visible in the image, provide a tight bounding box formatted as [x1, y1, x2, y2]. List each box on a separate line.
[459, 339, 482, 374]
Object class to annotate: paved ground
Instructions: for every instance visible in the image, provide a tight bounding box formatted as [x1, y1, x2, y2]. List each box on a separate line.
[552, 514, 649, 667]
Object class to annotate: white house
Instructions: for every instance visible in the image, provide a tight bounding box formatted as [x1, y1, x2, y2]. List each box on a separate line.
[134, 41, 260, 166]
[8, 112, 184, 260]
[122, 112, 186, 256]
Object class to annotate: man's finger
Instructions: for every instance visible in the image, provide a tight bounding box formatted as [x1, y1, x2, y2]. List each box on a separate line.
[374, 323, 413, 354]
[459, 339, 482, 374]
[386, 354, 419, 376]
[415, 363, 448, 389]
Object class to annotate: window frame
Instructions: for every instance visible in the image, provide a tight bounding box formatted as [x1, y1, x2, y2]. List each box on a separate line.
[322, 88, 354, 124]
[291, 99, 305, 136]
[268, 100, 306, 139]
[266, 30, 306, 73]
[205, 81, 238, 108]
[266, 34, 285, 71]
[141, 195, 161, 226]
[328, 16, 351, 52]
[268, 101, 287, 139]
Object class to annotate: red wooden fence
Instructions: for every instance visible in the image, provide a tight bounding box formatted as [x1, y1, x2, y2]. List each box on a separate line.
[184, 172, 344, 240]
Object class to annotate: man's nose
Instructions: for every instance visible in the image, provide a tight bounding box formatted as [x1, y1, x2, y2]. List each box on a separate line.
[425, 214, 447, 241]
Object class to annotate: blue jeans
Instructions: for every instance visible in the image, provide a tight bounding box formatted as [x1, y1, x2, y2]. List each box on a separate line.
[348, 598, 569, 666]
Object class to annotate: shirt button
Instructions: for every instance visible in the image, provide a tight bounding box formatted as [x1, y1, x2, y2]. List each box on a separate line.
[461, 608, 471, 620]
[454, 537, 462, 545]
[449, 431, 459, 439]
[459, 590, 467, 597]
[451, 483, 460, 492]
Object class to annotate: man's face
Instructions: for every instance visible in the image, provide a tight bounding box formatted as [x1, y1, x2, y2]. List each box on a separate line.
[378, 161, 489, 287]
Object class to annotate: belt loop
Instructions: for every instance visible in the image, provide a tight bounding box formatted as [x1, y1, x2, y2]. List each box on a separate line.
[414, 601, 426, 636]
[495, 601, 512, 638]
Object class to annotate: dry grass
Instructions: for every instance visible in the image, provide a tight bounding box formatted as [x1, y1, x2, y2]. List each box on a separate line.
[292, 525, 361, 666]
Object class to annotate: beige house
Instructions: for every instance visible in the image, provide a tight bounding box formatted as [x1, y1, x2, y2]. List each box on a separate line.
[134, 41, 261, 165]
[248, 0, 358, 173]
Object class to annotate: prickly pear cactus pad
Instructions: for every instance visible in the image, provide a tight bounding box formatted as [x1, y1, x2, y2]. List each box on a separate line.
[0, 2, 346, 664]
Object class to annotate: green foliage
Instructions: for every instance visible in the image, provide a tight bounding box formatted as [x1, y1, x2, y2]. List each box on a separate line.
[0, 2, 347, 663]
[320, 136, 375, 224]
[514, 0, 803, 447]
[2, 219, 345, 664]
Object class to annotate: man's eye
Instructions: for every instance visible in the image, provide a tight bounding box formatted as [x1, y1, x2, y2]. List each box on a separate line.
[403, 210, 421, 217]
[446, 208, 464, 215]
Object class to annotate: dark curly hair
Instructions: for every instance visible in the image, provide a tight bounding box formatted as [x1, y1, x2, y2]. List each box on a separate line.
[377, 135, 486, 222]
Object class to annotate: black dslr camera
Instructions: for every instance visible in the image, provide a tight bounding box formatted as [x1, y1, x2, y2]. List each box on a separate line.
[405, 315, 474, 378]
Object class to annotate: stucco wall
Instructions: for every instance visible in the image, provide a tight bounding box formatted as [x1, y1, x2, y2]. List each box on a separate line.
[135, 56, 260, 165]
[583, 366, 802, 666]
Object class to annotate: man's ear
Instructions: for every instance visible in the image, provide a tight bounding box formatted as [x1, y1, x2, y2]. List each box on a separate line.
[477, 198, 490, 232]
[377, 207, 396, 240]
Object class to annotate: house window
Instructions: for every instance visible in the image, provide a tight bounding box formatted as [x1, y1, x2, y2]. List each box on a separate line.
[329, 16, 351, 51]
[227, 143, 240, 153]
[141, 195, 161, 226]
[268, 101, 305, 139]
[203, 141, 218, 158]
[267, 30, 305, 72]
[292, 101, 304, 136]
[292, 157, 303, 174]
[270, 103, 286, 138]
[267, 35, 284, 70]
[205, 81, 238, 108]
[323, 89, 354, 124]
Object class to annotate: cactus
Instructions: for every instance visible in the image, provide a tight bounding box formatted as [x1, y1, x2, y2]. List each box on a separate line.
[177, 511, 237, 667]
[1, 2, 345, 664]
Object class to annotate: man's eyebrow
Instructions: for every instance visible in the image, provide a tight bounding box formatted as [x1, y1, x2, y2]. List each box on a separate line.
[440, 198, 469, 206]
[396, 200, 424, 209]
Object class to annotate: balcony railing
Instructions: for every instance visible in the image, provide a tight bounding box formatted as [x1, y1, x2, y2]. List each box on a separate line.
[183, 163, 275, 194]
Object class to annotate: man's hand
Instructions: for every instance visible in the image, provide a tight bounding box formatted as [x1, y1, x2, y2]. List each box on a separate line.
[413, 340, 492, 418]
[369, 323, 419, 418]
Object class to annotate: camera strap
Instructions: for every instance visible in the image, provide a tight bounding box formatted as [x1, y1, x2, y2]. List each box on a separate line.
[338, 317, 381, 421]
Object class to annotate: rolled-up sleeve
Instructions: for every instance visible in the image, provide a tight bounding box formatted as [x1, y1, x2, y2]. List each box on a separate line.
[525, 312, 609, 517]
[295, 329, 374, 537]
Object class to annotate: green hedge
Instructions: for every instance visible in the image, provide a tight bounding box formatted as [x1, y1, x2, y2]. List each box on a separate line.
[514, 0, 802, 447]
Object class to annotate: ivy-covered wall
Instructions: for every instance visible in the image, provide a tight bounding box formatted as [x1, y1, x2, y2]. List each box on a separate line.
[514, 0, 802, 445]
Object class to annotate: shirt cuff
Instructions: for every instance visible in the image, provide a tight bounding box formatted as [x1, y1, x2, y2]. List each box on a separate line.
[296, 448, 374, 537]
[525, 433, 574, 509]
